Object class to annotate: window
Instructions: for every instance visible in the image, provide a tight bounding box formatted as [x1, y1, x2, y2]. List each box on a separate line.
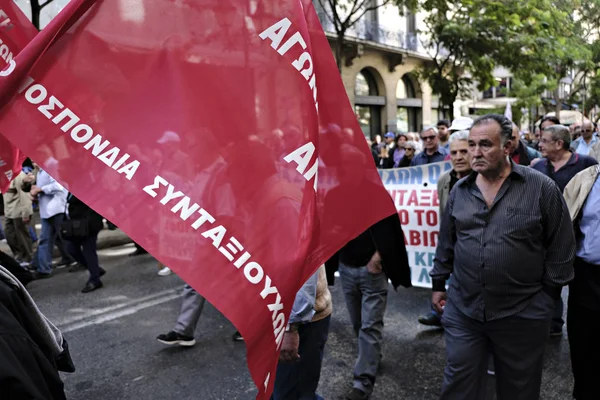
[355, 71, 378, 96]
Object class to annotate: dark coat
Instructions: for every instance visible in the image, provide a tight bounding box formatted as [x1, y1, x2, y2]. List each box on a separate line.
[67, 195, 104, 235]
[326, 212, 412, 290]
[0, 277, 72, 399]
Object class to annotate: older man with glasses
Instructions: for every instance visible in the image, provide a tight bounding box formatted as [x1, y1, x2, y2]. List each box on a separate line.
[571, 121, 598, 156]
[411, 126, 449, 166]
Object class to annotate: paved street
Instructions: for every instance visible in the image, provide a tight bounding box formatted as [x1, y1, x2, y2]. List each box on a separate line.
[27, 244, 574, 400]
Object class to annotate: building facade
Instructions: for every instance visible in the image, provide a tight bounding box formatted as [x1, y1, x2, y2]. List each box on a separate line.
[315, 2, 448, 139]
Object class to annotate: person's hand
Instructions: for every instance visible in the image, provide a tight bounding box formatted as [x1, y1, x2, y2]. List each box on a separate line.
[366, 251, 383, 274]
[23, 215, 30, 224]
[279, 330, 300, 363]
[432, 291, 447, 314]
[30, 185, 41, 196]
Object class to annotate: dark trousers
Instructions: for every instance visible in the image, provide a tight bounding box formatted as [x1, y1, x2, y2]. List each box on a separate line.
[271, 316, 331, 400]
[5, 217, 33, 262]
[66, 233, 101, 284]
[568, 258, 600, 400]
[441, 293, 553, 400]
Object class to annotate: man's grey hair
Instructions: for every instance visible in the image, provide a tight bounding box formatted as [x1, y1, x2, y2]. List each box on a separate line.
[448, 130, 469, 145]
[543, 124, 571, 150]
[471, 114, 513, 145]
[421, 126, 439, 136]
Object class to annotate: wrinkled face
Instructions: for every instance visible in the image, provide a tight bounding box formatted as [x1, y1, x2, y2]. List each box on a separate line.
[582, 122, 594, 140]
[421, 129, 439, 151]
[468, 121, 511, 175]
[404, 147, 415, 158]
[539, 130, 562, 159]
[438, 125, 449, 140]
[450, 140, 471, 176]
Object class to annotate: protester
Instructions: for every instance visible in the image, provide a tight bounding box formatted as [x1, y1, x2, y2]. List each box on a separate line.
[3, 170, 34, 266]
[431, 114, 575, 399]
[371, 134, 383, 152]
[63, 194, 106, 293]
[571, 121, 598, 156]
[388, 134, 408, 168]
[398, 141, 418, 167]
[271, 266, 332, 400]
[531, 124, 597, 336]
[563, 164, 600, 400]
[24, 169, 73, 279]
[437, 119, 451, 149]
[530, 126, 541, 150]
[410, 126, 449, 166]
[508, 123, 541, 166]
[0, 264, 74, 399]
[418, 130, 471, 327]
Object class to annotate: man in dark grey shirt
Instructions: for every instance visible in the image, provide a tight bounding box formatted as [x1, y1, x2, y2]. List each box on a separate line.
[430, 114, 575, 400]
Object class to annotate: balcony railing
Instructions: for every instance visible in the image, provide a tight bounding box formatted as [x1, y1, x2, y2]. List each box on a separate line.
[316, 11, 424, 53]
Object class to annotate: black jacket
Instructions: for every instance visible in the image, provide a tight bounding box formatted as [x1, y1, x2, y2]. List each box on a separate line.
[326, 212, 412, 290]
[67, 195, 104, 235]
[0, 277, 71, 399]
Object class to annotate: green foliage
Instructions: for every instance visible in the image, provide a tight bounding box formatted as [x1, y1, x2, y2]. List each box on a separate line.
[403, 0, 599, 119]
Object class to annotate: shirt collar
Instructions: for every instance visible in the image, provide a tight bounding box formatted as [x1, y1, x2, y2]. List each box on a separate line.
[459, 159, 524, 187]
[566, 151, 579, 166]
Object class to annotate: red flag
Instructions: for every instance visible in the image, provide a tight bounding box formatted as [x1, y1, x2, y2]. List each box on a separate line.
[0, 2, 36, 191]
[0, 0, 397, 397]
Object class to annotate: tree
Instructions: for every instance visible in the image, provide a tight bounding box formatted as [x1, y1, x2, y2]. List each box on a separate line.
[30, 0, 57, 30]
[315, 0, 410, 70]
[408, 0, 514, 120]
[504, 0, 597, 121]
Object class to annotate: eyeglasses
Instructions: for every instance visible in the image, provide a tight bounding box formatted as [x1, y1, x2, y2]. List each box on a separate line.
[421, 135, 436, 141]
[582, 129, 593, 133]
[540, 138, 557, 144]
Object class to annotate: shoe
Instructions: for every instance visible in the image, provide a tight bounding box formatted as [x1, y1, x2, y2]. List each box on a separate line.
[68, 263, 86, 273]
[19, 261, 31, 268]
[129, 248, 148, 257]
[33, 272, 51, 280]
[99, 268, 106, 277]
[156, 331, 196, 347]
[55, 260, 76, 269]
[232, 331, 244, 342]
[158, 267, 172, 276]
[549, 327, 563, 337]
[345, 388, 369, 400]
[81, 281, 103, 293]
[418, 312, 442, 327]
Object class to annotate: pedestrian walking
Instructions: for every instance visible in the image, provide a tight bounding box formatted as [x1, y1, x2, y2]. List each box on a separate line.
[563, 164, 600, 400]
[3, 171, 34, 265]
[63, 194, 106, 293]
[26, 169, 73, 279]
[430, 114, 575, 400]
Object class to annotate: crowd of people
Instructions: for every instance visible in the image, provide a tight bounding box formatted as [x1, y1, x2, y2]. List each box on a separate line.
[2, 112, 600, 400]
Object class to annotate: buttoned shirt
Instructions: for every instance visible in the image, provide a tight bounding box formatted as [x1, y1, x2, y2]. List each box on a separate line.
[574, 136, 599, 156]
[410, 146, 449, 166]
[576, 174, 600, 265]
[431, 162, 575, 321]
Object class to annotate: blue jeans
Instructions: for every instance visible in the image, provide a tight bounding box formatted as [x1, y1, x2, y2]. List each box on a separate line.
[271, 316, 330, 400]
[33, 214, 65, 274]
[338, 264, 388, 396]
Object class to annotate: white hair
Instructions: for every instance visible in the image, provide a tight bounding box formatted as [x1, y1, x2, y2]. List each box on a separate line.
[421, 126, 439, 136]
[448, 130, 469, 145]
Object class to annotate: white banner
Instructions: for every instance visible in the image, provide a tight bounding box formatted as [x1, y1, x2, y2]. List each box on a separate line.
[379, 161, 452, 288]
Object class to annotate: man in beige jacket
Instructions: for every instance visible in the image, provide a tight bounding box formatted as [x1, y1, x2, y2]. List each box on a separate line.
[3, 171, 34, 264]
[563, 164, 600, 400]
